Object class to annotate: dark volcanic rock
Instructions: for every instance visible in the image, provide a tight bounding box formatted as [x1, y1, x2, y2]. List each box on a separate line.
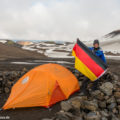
[85, 112, 101, 120]
[1, 68, 120, 120]
[0, 69, 28, 94]
[54, 111, 73, 120]
[50, 72, 119, 120]
[81, 100, 98, 111]
[91, 90, 104, 100]
[114, 92, 120, 99]
[107, 103, 117, 111]
[98, 101, 106, 109]
[70, 96, 87, 109]
[99, 82, 113, 96]
[60, 101, 72, 112]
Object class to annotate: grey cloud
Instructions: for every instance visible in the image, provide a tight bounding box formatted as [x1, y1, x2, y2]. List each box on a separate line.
[0, 0, 120, 41]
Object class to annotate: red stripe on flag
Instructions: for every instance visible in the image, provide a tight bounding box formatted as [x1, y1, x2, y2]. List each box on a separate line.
[73, 44, 104, 77]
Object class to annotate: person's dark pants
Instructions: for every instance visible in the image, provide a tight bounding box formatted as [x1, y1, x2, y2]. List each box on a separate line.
[91, 80, 99, 90]
[80, 78, 89, 94]
[80, 78, 99, 94]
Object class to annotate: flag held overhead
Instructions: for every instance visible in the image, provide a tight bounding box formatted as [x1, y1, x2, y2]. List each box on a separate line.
[72, 39, 108, 81]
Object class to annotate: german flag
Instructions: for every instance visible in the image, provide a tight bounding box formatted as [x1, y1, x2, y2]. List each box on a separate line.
[72, 39, 108, 81]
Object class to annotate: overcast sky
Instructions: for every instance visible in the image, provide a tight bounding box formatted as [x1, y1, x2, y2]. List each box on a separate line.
[0, 0, 120, 41]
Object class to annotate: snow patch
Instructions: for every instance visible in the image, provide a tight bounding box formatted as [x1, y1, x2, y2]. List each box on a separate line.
[0, 40, 7, 43]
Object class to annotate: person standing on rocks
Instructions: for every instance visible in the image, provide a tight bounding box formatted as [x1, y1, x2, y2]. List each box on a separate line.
[89, 39, 106, 63]
[80, 39, 107, 92]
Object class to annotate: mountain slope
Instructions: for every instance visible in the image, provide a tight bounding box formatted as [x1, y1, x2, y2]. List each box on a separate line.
[100, 30, 120, 54]
[105, 30, 120, 38]
[0, 42, 45, 60]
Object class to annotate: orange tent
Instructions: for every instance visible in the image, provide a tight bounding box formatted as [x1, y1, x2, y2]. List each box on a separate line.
[3, 63, 80, 110]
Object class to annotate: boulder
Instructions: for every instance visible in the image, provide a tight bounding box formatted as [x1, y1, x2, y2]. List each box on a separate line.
[74, 116, 83, 120]
[118, 105, 120, 114]
[81, 100, 98, 111]
[106, 97, 116, 104]
[100, 82, 113, 96]
[91, 90, 104, 100]
[107, 103, 117, 110]
[100, 110, 109, 117]
[114, 92, 120, 99]
[70, 98, 81, 109]
[54, 111, 73, 120]
[22, 68, 28, 73]
[70, 96, 87, 109]
[112, 108, 118, 114]
[101, 117, 108, 120]
[60, 101, 72, 112]
[110, 113, 119, 120]
[116, 82, 120, 87]
[85, 112, 100, 120]
[116, 99, 120, 104]
[115, 88, 120, 92]
[6, 81, 13, 87]
[4, 87, 10, 93]
[98, 101, 106, 109]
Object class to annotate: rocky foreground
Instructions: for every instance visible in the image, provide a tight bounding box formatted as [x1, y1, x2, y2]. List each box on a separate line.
[0, 67, 120, 120]
[0, 68, 28, 94]
[42, 70, 120, 120]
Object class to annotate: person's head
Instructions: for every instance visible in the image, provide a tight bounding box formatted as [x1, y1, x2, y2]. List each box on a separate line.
[93, 39, 99, 48]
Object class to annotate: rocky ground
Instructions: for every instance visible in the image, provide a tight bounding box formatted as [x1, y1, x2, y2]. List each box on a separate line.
[0, 59, 119, 120]
[51, 72, 120, 120]
[0, 39, 120, 120]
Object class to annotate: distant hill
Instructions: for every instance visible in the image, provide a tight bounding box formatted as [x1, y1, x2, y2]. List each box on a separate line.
[0, 39, 22, 47]
[99, 30, 120, 54]
[105, 30, 120, 38]
[16, 41, 33, 46]
[0, 42, 45, 60]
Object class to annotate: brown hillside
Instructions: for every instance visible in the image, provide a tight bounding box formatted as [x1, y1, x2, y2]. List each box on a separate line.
[0, 43, 45, 60]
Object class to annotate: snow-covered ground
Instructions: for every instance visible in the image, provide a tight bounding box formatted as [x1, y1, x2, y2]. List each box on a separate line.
[11, 60, 74, 65]
[105, 55, 120, 60]
[21, 36, 120, 59]
[86, 32, 120, 56]
[22, 42, 74, 58]
[101, 36, 120, 54]
[1, 30, 120, 59]
[103, 42, 120, 54]
[0, 40, 7, 44]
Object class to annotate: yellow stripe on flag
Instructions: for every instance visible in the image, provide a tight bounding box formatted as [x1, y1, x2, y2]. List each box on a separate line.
[72, 51, 97, 81]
